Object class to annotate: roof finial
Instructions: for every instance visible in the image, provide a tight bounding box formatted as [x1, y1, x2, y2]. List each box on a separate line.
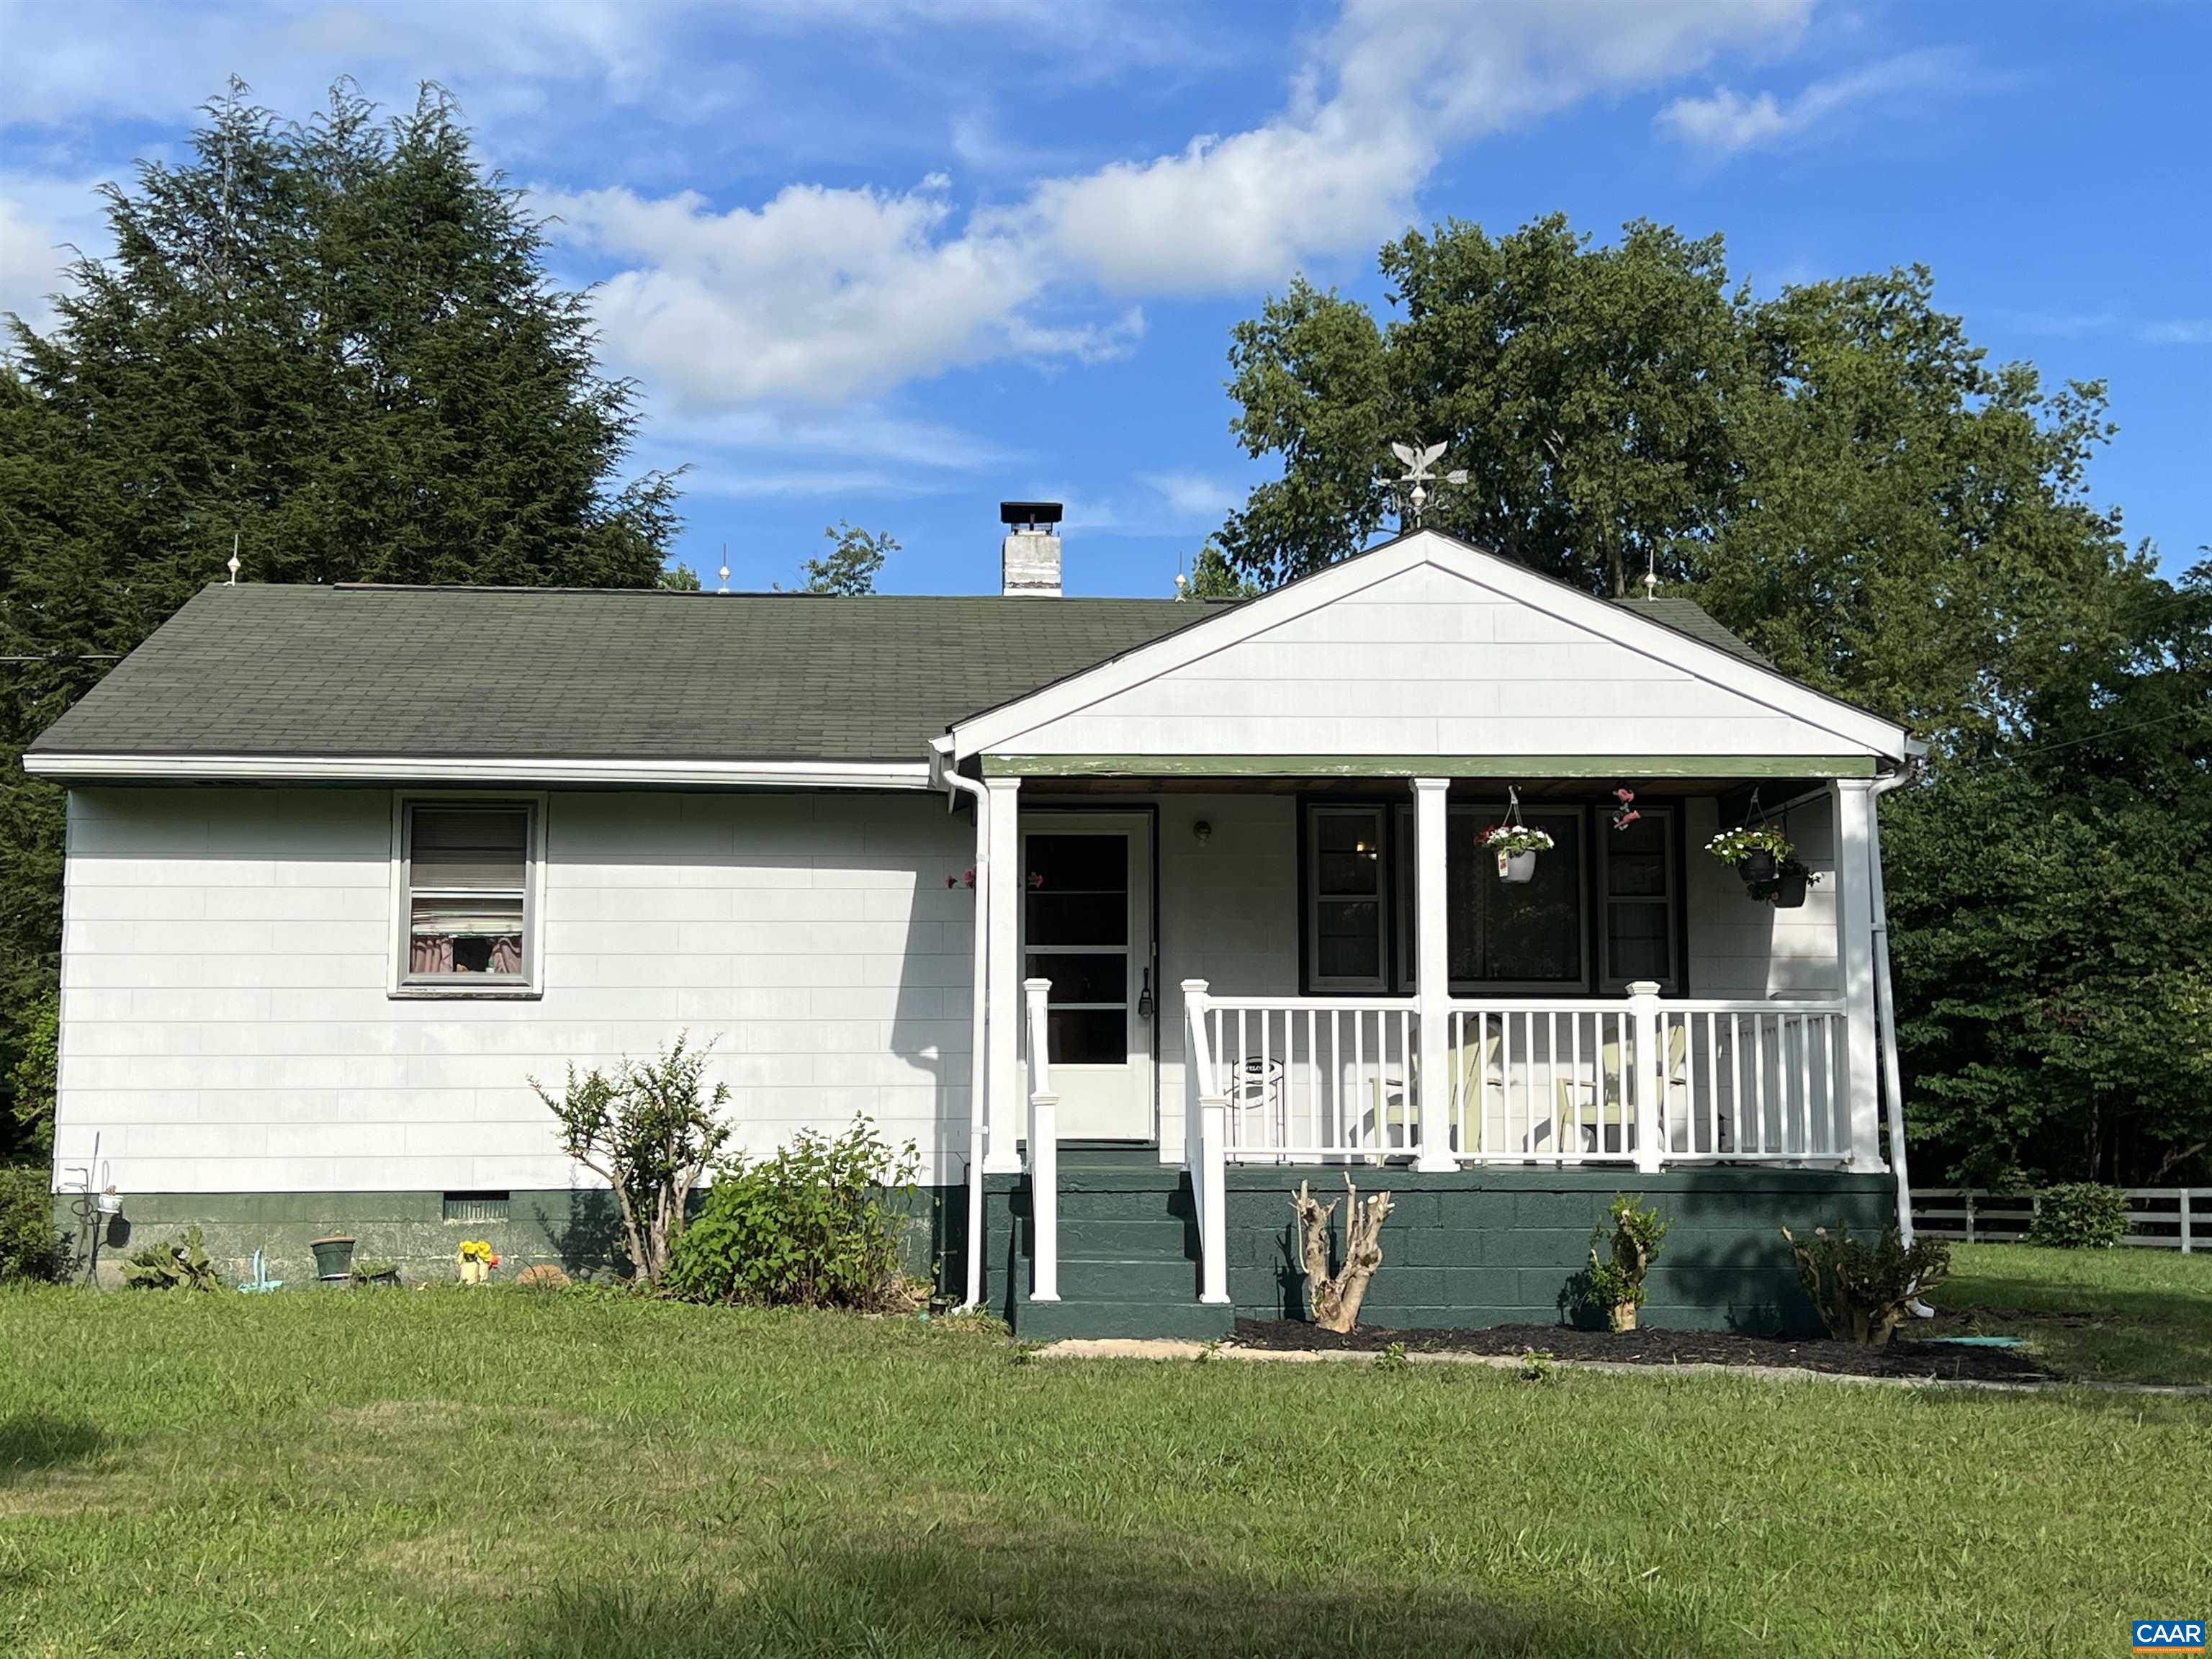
[718, 543, 731, 595]
[1642, 545, 1659, 602]
[226, 533, 241, 586]
[1388, 439, 1466, 530]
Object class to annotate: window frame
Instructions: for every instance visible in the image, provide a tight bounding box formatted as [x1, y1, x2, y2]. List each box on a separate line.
[1395, 803, 1593, 996]
[1299, 796, 1690, 999]
[1303, 803, 1393, 993]
[1598, 803, 1681, 994]
[390, 792, 547, 999]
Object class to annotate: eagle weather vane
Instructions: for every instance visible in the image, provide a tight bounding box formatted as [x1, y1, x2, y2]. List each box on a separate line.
[1388, 439, 1466, 529]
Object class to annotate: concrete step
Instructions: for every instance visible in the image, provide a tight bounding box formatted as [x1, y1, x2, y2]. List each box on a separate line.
[1053, 1217, 1197, 1257]
[1038, 1256, 1200, 1302]
[1012, 1298, 1233, 1344]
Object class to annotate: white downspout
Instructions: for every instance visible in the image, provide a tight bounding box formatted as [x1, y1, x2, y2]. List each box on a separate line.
[935, 744, 992, 1310]
[1867, 756, 1932, 1315]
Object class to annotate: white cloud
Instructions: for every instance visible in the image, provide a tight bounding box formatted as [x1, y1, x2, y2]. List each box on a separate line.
[1140, 470, 1244, 524]
[0, 173, 114, 338]
[1029, 0, 1811, 293]
[1656, 48, 1974, 157]
[542, 179, 1097, 408]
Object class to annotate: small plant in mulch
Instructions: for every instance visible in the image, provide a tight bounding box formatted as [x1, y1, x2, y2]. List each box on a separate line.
[1781, 1224, 1950, 1346]
[1515, 1346, 1559, 1382]
[122, 1226, 222, 1292]
[1290, 1175, 1394, 1334]
[1576, 1194, 1670, 1333]
[1372, 1341, 1409, 1373]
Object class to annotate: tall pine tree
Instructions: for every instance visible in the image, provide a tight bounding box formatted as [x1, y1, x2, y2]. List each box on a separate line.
[0, 82, 680, 1155]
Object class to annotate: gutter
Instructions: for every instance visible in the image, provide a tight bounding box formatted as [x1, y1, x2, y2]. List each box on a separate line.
[930, 739, 992, 1312]
[20, 753, 934, 790]
[1867, 760, 1925, 1285]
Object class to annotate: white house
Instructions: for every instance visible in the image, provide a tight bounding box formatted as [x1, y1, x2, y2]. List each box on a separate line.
[29, 514, 1922, 1335]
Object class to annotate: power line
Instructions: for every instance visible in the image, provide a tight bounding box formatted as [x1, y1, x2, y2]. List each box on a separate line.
[2005, 709, 2203, 758]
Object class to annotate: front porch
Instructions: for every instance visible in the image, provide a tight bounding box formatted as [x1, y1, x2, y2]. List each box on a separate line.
[969, 765, 1899, 1340]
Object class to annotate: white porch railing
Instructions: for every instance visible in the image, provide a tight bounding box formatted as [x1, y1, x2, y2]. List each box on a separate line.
[1189, 985, 1851, 1167]
[1022, 977, 1058, 1303]
[1449, 997, 1848, 1165]
[1193, 994, 1422, 1162]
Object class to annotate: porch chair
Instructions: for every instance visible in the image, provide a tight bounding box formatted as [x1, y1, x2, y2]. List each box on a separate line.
[1365, 1028, 1501, 1155]
[1545, 1020, 1689, 1156]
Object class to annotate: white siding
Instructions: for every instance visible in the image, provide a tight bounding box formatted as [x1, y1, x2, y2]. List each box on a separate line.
[995, 562, 1869, 760]
[1684, 794, 1841, 998]
[54, 787, 974, 1192]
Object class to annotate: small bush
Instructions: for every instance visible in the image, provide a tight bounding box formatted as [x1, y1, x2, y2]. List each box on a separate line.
[532, 1033, 732, 1288]
[2028, 1184, 2133, 1249]
[1579, 1193, 1669, 1331]
[666, 1117, 920, 1311]
[122, 1226, 222, 1292]
[1781, 1224, 1948, 1346]
[1, 1164, 64, 1283]
[514, 1262, 572, 1290]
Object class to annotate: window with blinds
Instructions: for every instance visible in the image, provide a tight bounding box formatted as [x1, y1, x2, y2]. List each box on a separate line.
[403, 804, 532, 984]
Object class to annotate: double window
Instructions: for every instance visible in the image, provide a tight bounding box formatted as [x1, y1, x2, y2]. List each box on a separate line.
[397, 800, 540, 992]
[1303, 800, 1679, 995]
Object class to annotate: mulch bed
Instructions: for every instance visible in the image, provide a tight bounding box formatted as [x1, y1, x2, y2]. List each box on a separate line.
[1231, 1317, 2055, 1382]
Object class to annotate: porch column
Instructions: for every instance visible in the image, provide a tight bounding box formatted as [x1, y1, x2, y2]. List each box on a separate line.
[1412, 778, 1455, 1172]
[984, 776, 1024, 1173]
[1832, 778, 1886, 1172]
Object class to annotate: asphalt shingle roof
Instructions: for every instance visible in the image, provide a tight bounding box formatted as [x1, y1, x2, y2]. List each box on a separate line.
[28, 582, 1772, 764]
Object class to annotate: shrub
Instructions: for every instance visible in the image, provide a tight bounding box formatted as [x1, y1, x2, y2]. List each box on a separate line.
[1, 1164, 63, 1283]
[1581, 1193, 1670, 1331]
[667, 1117, 920, 1310]
[532, 1033, 732, 1288]
[514, 1263, 572, 1291]
[122, 1226, 222, 1292]
[1781, 1224, 1948, 1346]
[2028, 1183, 2133, 1249]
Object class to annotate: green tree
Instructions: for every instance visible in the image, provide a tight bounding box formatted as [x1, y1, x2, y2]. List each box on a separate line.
[1182, 542, 1259, 601]
[657, 562, 702, 591]
[802, 521, 895, 595]
[0, 81, 681, 1155]
[1219, 216, 1745, 598]
[1218, 214, 2205, 1184]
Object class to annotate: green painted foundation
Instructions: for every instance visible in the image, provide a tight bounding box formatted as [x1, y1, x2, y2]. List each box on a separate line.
[57, 1185, 963, 1292]
[984, 1154, 1894, 1340]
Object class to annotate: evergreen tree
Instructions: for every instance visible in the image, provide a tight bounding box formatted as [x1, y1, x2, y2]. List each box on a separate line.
[0, 81, 681, 1154]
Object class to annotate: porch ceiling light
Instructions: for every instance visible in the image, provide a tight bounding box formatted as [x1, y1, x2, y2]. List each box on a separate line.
[1193, 819, 1213, 845]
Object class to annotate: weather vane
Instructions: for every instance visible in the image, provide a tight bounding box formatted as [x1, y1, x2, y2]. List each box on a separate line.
[1388, 440, 1467, 529]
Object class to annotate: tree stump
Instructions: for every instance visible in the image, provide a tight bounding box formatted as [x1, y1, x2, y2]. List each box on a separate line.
[1292, 1175, 1394, 1333]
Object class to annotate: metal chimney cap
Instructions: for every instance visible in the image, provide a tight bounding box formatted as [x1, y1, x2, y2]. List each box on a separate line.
[999, 500, 1064, 529]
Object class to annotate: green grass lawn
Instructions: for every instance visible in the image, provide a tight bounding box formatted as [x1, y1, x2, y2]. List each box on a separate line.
[3, 1286, 2208, 1658]
[1931, 1241, 2212, 1385]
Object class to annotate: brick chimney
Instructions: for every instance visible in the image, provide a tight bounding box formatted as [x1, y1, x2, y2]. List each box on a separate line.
[1000, 500, 1062, 597]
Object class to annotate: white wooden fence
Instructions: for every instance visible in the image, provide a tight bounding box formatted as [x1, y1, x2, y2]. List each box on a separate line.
[1912, 1187, 2208, 1252]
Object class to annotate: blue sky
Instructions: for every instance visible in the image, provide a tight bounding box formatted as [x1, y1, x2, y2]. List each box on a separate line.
[1, 0, 2204, 596]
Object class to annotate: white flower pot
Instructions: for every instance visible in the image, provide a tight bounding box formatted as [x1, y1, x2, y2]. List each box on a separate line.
[1496, 849, 1537, 884]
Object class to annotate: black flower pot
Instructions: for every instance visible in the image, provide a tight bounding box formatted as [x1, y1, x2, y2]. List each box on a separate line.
[1770, 871, 1809, 909]
[1737, 849, 1778, 884]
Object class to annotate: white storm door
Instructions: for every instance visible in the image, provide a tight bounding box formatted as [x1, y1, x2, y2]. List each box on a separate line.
[1019, 811, 1155, 1141]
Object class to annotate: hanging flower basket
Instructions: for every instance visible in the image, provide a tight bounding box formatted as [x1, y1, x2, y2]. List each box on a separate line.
[1706, 825, 1791, 884]
[1748, 859, 1820, 909]
[1483, 823, 1553, 884]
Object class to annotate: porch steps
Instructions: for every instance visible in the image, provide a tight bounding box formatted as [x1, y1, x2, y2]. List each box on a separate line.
[998, 1148, 1235, 1343]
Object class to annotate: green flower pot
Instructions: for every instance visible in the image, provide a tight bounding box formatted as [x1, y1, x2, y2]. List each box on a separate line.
[310, 1235, 356, 1281]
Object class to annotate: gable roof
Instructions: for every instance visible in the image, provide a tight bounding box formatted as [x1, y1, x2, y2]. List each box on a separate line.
[25, 584, 1216, 775]
[24, 541, 1840, 786]
[943, 529, 1912, 764]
